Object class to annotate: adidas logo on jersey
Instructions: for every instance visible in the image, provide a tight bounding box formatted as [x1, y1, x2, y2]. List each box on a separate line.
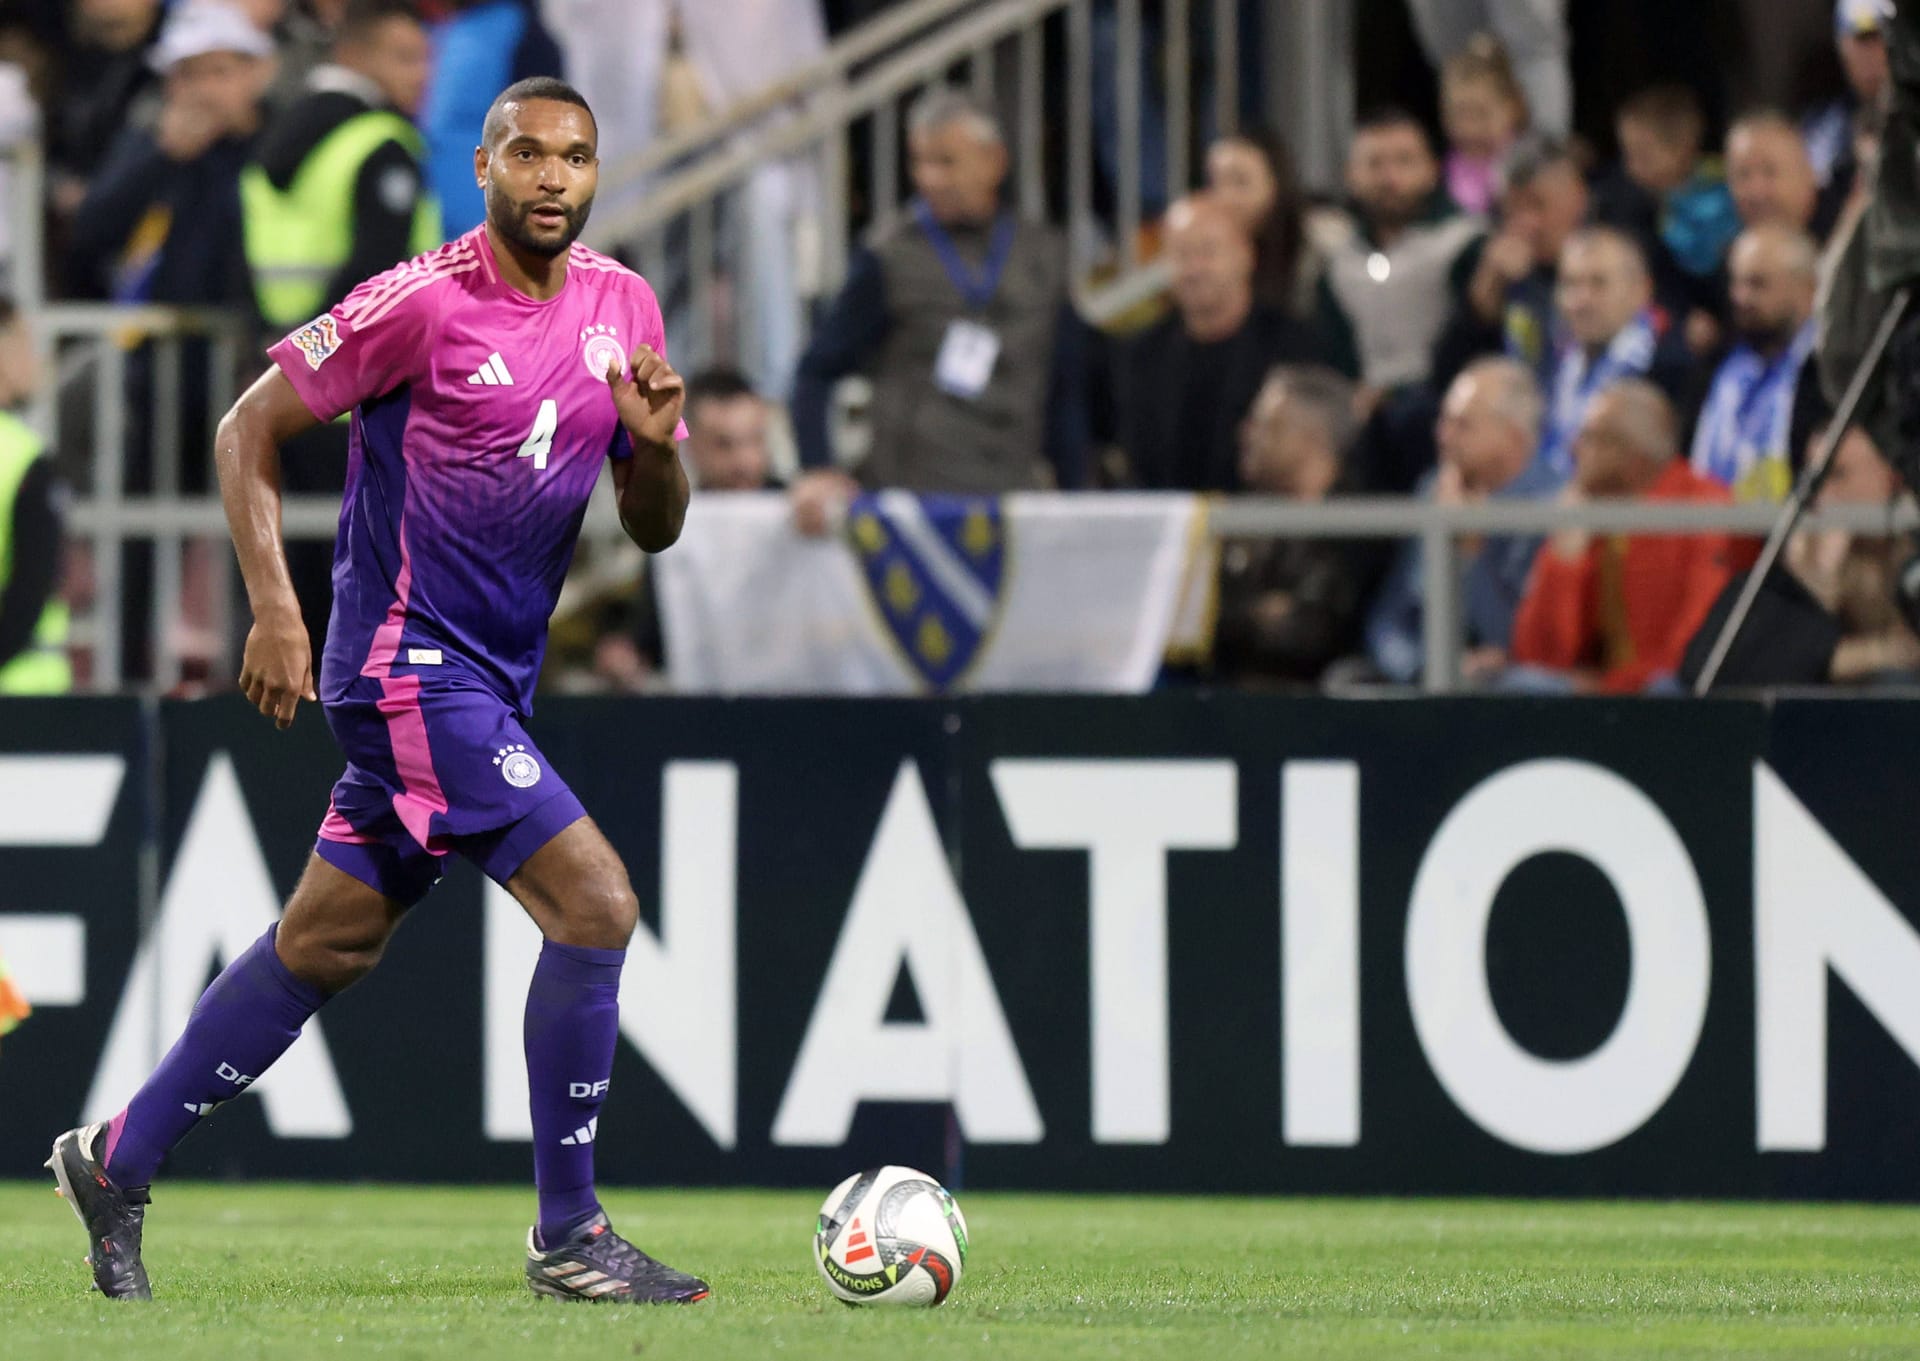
[467, 352, 515, 386]
[559, 1117, 599, 1146]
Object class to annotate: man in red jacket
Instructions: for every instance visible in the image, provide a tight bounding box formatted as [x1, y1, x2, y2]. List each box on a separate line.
[1510, 379, 1734, 692]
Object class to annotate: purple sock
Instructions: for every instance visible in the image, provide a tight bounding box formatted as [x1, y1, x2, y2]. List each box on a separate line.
[525, 939, 625, 1244]
[103, 924, 327, 1188]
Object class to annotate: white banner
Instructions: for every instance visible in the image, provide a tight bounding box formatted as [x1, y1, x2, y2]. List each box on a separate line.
[653, 492, 1207, 694]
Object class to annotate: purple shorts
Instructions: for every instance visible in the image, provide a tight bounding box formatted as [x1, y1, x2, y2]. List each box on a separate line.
[315, 680, 585, 906]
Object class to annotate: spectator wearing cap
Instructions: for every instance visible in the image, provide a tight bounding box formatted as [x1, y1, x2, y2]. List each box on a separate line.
[66, 0, 273, 305]
[1365, 357, 1560, 686]
[1805, 0, 1893, 193]
[1433, 135, 1590, 390]
[67, 1, 273, 679]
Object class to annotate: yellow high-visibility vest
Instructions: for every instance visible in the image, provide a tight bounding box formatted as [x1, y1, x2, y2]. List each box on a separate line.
[0, 411, 70, 696]
[241, 109, 442, 329]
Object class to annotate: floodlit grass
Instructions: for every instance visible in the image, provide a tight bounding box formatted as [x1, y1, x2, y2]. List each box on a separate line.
[3, 1183, 1919, 1359]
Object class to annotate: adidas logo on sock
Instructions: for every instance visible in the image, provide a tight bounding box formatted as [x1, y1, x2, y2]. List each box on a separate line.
[559, 1117, 599, 1146]
[183, 1101, 218, 1117]
[466, 351, 514, 386]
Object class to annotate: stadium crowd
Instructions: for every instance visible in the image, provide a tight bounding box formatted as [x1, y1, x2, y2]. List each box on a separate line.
[0, 0, 1915, 695]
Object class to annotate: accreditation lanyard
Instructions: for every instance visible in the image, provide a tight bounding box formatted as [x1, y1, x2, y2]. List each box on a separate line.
[914, 200, 1017, 309]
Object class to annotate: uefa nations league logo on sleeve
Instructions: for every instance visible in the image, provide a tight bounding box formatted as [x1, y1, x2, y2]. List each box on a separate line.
[291, 316, 342, 370]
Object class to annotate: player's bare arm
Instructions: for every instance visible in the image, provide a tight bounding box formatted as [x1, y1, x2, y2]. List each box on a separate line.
[607, 343, 691, 552]
[215, 368, 323, 730]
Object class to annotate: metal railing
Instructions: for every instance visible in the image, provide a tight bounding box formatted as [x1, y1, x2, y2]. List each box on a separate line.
[50, 487, 1915, 698]
[586, 0, 1271, 378]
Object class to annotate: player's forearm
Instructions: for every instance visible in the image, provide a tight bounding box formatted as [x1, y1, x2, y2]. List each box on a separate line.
[617, 439, 690, 553]
[215, 407, 301, 622]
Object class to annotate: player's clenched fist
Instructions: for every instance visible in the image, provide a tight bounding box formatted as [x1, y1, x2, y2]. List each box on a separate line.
[239, 607, 316, 730]
[607, 344, 684, 450]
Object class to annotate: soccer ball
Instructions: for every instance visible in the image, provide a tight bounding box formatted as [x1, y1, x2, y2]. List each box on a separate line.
[812, 1165, 969, 1307]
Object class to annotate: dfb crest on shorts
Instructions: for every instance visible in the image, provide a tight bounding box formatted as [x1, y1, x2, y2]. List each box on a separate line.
[290, 315, 342, 370]
[494, 744, 542, 789]
[848, 491, 1006, 690]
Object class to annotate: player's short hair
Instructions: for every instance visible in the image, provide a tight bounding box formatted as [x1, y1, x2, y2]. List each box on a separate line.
[686, 368, 761, 411]
[1618, 84, 1707, 153]
[481, 76, 597, 150]
[0, 295, 16, 332]
[907, 86, 1002, 147]
[336, 0, 420, 45]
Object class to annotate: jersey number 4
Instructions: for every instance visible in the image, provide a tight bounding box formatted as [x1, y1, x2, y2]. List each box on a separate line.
[516, 399, 558, 472]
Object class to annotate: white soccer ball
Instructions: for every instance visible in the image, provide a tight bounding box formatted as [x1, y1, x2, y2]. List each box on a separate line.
[812, 1165, 969, 1307]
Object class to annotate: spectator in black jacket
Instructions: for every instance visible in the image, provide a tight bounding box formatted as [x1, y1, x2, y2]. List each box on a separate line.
[66, 2, 272, 304]
[1116, 193, 1324, 490]
[1213, 364, 1384, 686]
[1432, 135, 1590, 391]
[48, 0, 163, 222]
[67, 2, 272, 679]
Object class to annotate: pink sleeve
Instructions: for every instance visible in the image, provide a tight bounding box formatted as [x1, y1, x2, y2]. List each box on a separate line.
[266, 272, 434, 423]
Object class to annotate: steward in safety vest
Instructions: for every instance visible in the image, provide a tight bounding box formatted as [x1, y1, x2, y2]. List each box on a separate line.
[242, 0, 441, 332]
[0, 297, 68, 696]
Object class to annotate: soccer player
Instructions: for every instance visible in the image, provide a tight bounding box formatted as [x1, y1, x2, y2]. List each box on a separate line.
[46, 77, 707, 1306]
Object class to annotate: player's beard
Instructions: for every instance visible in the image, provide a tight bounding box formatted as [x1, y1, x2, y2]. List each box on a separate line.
[490, 184, 594, 259]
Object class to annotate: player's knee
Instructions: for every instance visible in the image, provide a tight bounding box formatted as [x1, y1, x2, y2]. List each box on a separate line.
[558, 882, 639, 949]
[278, 921, 391, 994]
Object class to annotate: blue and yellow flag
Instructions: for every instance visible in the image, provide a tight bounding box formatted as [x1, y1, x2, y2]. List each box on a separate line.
[847, 492, 1007, 690]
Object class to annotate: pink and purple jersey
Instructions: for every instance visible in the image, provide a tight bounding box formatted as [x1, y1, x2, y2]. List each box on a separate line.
[268, 225, 684, 715]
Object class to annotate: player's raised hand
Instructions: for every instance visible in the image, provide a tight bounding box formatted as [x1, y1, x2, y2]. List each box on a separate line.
[239, 606, 317, 731]
[607, 344, 684, 449]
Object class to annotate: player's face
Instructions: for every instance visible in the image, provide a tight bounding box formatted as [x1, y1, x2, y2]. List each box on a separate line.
[479, 100, 598, 258]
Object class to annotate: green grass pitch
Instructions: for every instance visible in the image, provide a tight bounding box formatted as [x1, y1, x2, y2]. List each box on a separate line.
[4, 1183, 1920, 1359]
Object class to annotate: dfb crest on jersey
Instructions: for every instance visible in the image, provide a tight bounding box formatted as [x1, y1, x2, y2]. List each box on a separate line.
[848, 492, 1006, 690]
[581, 323, 625, 382]
[290, 315, 342, 371]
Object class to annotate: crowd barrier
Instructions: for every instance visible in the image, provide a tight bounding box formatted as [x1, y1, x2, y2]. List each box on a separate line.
[3, 694, 1919, 1197]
